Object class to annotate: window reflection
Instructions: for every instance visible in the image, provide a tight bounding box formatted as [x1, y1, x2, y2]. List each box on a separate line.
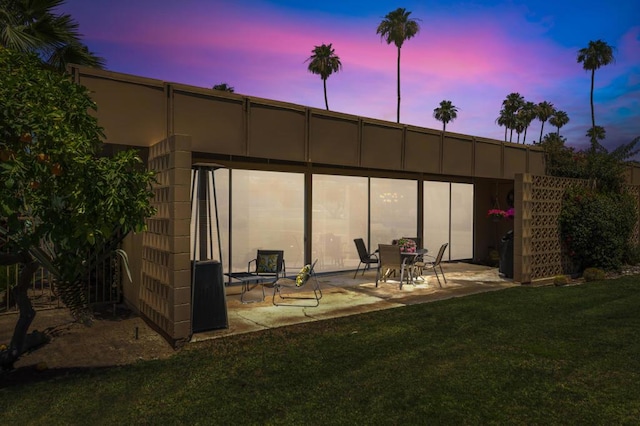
[312, 175, 368, 273]
[370, 178, 417, 250]
[231, 170, 304, 272]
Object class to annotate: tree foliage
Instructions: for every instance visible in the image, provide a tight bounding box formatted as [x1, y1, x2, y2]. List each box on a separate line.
[213, 83, 234, 92]
[548, 110, 570, 136]
[540, 133, 640, 193]
[305, 43, 342, 110]
[0, 0, 104, 71]
[376, 7, 420, 123]
[1, 46, 155, 302]
[560, 186, 636, 271]
[433, 100, 458, 132]
[542, 132, 640, 272]
[0, 48, 155, 367]
[577, 39, 615, 150]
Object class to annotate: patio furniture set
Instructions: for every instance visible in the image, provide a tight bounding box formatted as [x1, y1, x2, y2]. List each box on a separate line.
[225, 250, 322, 306]
[354, 238, 448, 290]
[227, 238, 447, 306]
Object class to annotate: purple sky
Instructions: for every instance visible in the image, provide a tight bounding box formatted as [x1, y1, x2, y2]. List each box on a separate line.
[59, 0, 639, 154]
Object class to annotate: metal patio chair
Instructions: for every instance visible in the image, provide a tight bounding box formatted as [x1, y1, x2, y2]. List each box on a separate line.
[266, 259, 322, 307]
[376, 244, 412, 289]
[353, 238, 379, 278]
[226, 249, 286, 303]
[414, 243, 448, 288]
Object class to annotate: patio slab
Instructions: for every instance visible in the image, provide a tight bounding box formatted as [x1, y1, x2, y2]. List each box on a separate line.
[191, 262, 517, 342]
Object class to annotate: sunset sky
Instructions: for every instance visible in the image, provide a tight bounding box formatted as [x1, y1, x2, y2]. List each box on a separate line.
[59, 0, 639, 153]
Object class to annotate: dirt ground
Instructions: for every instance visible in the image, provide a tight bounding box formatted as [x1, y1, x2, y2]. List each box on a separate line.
[0, 304, 177, 386]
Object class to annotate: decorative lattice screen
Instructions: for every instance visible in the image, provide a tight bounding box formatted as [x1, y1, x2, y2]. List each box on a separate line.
[519, 175, 640, 283]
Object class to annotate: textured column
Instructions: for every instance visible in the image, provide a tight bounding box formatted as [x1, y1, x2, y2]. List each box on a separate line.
[514, 173, 532, 283]
[140, 135, 192, 346]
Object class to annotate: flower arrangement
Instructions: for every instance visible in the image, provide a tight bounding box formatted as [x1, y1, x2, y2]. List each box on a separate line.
[397, 238, 417, 253]
[487, 208, 515, 220]
[487, 209, 507, 219]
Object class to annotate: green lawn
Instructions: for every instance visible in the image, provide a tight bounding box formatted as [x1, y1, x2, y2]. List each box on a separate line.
[2, 277, 640, 425]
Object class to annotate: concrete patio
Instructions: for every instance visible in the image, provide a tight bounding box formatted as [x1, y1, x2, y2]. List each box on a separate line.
[192, 262, 518, 342]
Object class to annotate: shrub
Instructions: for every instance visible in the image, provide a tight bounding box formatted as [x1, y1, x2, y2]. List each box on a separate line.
[560, 185, 637, 271]
[583, 267, 606, 282]
[553, 275, 569, 286]
[623, 243, 640, 266]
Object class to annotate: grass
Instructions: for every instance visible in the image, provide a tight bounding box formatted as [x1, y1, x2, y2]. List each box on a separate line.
[2, 276, 640, 424]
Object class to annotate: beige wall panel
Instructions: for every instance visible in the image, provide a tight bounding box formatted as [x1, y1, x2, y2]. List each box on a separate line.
[360, 123, 403, 170]
[309, 115, 359, 165]
[503, 145, 528, 179]
[80, 75, 165, 147]
[475, 141, 502, 178]
[405, 130, 440, 173]
[249, 105, 306, 161]
[527, 149, 545, 176]
[173, 92, 244, 155]
[442, 136, 473, 176]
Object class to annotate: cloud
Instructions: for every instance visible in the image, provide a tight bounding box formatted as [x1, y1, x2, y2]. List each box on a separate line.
[60, 0, 639, 149]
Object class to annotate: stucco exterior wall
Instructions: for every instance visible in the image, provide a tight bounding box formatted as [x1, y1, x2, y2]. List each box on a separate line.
[71, 65, 546, 178]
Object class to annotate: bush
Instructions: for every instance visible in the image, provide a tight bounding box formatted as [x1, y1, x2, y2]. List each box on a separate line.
[553, 275, 569, 286]
[583, 267, 606, 282]
[623, 243, 640, 266]
[560, 186, 637, 271]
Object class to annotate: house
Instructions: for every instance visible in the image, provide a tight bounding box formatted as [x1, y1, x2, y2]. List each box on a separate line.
[69, 65, 640, 346]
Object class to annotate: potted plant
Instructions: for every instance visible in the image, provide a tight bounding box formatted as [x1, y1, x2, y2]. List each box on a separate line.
[487, 209, 507, 222]
[397, 238, 417, 253]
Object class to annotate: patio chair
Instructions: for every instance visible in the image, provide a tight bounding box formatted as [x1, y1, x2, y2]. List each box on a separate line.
[226, 249, 286, 303]
[414, 243, 448, 288]
[376, 244, 412, 289]
[266, 259, 322, 307]
[353, 238, 379, 278]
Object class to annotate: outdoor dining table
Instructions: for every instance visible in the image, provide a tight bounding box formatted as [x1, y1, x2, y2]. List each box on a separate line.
[400, 248, 428, 285]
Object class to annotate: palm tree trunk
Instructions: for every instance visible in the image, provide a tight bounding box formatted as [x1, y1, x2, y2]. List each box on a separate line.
[504, 127, 507, 142]
[523, 127, 528, 144]
[590, 69, 596, 130]
[396, 46, 401, 124]
[590, 69, 596, 147]
[539, 122, 545, 143]
[323, 78, 329, 110]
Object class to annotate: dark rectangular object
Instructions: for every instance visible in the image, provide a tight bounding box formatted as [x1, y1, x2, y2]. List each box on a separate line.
[192, 260, 228, 332]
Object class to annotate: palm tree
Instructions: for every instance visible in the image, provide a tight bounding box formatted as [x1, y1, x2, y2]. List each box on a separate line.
[305, 43, 342, 110]
[519, 101, 537, 144]
[501, 93, 524, 142]
[0, 0, 104, 71]
[586, 125, 606, 142]
[496, 111, 509, 142]
[536, 101, 556, 142]
[213, 83, 234, 92]
[549, 110, 570, 136]
[376, 7, 420, 123]
[514, 116, 526, 143]
[433, 100, 458, 133]
[577, 40, 615, 146]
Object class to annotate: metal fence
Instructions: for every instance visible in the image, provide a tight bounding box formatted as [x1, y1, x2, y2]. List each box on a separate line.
[0, 253, 121, 315]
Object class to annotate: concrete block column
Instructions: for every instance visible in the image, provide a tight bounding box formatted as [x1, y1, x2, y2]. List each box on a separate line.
[140, 134, 192, 346]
